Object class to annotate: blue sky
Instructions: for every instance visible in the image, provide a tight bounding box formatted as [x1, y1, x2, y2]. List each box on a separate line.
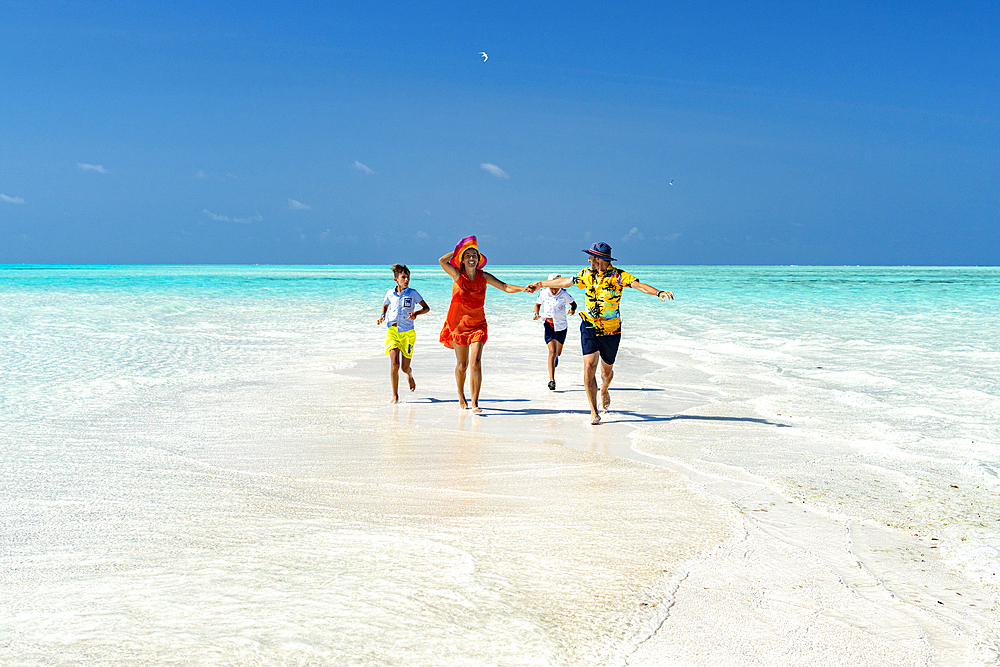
[1, 0, 997, 265]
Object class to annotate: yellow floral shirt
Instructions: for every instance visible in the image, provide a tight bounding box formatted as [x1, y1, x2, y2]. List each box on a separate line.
[572, 266, 637, 336]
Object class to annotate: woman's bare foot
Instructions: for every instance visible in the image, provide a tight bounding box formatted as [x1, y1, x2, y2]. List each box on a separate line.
[459, 397, 469, 409]
[472, 404, 483, 414]
[407, 374, 416, 391]
[390, 396, 399, 404]
[590, 413, 602, 425]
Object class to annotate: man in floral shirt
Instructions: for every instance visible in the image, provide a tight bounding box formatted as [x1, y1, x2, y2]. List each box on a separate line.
[526, 242, 674, 425]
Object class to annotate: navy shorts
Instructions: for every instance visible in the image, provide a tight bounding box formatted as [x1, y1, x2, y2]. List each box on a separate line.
[543, 321, 568, 345]
[580, 321, 620, 365]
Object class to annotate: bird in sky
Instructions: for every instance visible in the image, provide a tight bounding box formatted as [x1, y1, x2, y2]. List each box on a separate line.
[479, 52, 488, 62]
[669, 180, 674, 185]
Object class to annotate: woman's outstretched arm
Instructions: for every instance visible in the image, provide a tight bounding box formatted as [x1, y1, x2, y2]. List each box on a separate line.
[483, 272, 525, 293]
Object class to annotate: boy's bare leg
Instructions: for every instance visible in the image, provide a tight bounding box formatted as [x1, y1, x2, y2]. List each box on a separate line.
[547, 341, 558, 382]
[401, 354, 416, 391]
[388, 348, 401, 403]
[582, 351, 601, 424]
[453, 345, 470, 409]
[600, 360, 615, 411]
[469, 341, 484, 413]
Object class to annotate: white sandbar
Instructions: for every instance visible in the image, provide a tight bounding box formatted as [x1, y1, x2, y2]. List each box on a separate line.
[358, 339, 997, 666]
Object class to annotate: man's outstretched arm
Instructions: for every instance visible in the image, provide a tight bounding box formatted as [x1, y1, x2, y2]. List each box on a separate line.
[630, 281, 674, 301]
[525, 276, 574, 292]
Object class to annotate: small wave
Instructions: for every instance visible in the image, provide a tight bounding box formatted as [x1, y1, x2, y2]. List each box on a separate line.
[153, 302, 193, 316]
[258, 330, 304, 339]
[959, 460, 1000, 485]
[815, 370, 900, 387]
[833, 390, 886, 409]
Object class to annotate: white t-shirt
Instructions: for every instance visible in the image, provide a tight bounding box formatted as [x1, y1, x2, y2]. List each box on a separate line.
[536, 288, 575, 331]
[383, 287, 424, 333]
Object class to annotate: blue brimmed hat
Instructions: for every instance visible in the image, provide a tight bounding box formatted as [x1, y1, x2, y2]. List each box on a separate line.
[583, 241, 616, 262]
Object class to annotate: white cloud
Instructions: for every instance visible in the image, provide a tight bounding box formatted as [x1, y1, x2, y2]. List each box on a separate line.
[480, 163, 509, 179]
[416, 230, 430, 239]
[203, 209, 262, 224]
[288, 199, 311, 210]
[194, 169, 209, 179]
[622, 226, 643, 242]
[661, 232, 682, 242]
[352, 160, 374, 174]
[320, 229, 358, 243]
[77, 163, 109, 174]
[1, 194, 26, 204]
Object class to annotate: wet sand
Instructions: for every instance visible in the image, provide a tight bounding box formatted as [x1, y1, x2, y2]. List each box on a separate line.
[348, 339, 995, 666]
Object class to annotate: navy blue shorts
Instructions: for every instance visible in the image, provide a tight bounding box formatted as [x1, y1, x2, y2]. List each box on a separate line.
[544, 321, 568, 345]
[580, 321, 620, 365]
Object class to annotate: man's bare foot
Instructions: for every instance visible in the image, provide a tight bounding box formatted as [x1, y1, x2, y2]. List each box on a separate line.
[590, 413, 602, 425]
[601, 390, 611, 411]
[407, 375, 416, 391]
[472, 403, 483, 414]
[459, 398, 469, 409]
[390, 396, 399, 404]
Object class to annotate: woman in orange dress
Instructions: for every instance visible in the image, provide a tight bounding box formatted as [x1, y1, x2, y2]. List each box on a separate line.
[439, 235, 525, 412]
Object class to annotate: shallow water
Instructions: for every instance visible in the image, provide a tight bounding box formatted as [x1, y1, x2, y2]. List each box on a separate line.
[622, 267, 1000, 581]
[2, 264, 999, 665]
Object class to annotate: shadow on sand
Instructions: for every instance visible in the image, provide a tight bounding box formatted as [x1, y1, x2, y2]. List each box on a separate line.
[412, 397, 787, 427]
[481, 407, 786, 426]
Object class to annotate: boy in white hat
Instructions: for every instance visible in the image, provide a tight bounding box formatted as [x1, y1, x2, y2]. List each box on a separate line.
[532, 273, 576, 390]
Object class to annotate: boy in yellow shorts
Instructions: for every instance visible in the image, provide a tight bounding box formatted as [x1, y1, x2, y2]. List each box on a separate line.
[377, 264, 430, 403]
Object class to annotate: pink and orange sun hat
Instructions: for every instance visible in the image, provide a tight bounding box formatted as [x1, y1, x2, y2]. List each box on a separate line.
[449, 235, 487, 269]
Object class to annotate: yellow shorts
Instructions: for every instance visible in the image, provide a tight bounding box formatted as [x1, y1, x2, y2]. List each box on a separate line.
[384, 326, 416, 359]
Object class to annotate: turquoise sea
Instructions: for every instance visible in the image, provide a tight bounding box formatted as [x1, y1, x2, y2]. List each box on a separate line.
[2, 265, 999, 664]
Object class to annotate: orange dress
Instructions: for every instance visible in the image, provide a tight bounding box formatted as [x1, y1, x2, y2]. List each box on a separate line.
[439, 269, 489, 348]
